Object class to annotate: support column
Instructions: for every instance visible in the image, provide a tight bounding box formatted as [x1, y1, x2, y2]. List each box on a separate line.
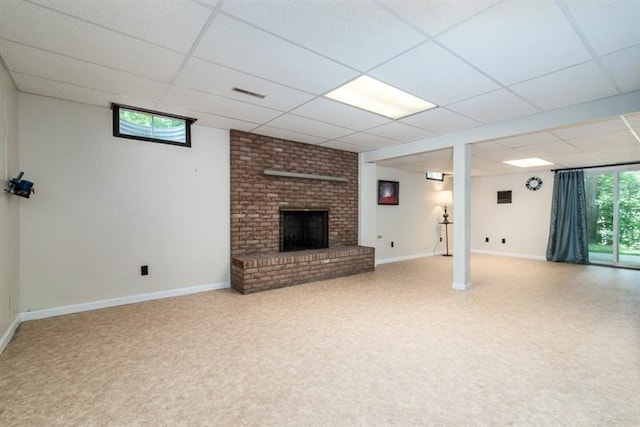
[358, 154, 377, 249]
[452, 143, 471, 291]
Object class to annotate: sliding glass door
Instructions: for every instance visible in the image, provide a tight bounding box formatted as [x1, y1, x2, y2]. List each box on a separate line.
[585, 167, 640, 268]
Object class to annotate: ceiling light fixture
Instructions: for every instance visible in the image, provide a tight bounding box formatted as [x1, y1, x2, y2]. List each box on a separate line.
[325, 75, 437, 119]
[502, 157, 554, 168]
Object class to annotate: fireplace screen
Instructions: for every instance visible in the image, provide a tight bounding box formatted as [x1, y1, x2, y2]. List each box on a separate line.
[279, 209, 329, 252]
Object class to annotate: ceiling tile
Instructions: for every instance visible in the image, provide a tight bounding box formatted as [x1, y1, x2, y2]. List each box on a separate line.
[250, 126, 327, 145]
[193, 14, 358, 94]
[510, 61, 618, 111]
[472, 156, 504, 167]
[337, 132, 399, 149]
[378, 147, 454, 173]
[565, 130, 639, 151]
[437, 0, 591, 85]
[400, 108, 481, 133]
[176, 58, 314, 111]
[590, 145, 640, 163]
[472, 141, 506, 154]
[415, 148, 453, 162]
[13, 73, 116, 108]
[369, 41, 500, 105]
[566, 0, 640, 55]
[624, 112, 640, 130]
[513, 141, 580, 158]
[388, 161, 449, 174]
[379, 0, 498, 36]
[194, 0, 220, 7]
[601, 45, 640, 93]
[221, 0, 425, 71]
[186, 111, 259, 133]
[366, 122, 435, 142]
[28, 0, 211, 53]
[162, 86, 283, 124]
[319, 141, 374, 153]
[0, 1, 184, 82]
[552, 117, 628, 140]
[266, 114, 353, 140]
[493, 131, 560, 148]
[376, 158, 408, 167]
[543, 152, 601, 168]
[447, 89, 539, 124]
[472, 147, 519, 161]
[290, 98, 391, 131]
[473, 145, 570, 163]
[0, 41, 168, 102]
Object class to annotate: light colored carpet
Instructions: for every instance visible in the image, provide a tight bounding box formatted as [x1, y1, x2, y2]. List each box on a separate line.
[1, 255, 639, 426]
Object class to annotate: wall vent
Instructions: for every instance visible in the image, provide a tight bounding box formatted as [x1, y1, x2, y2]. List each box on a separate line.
[232, 87, 266, 99]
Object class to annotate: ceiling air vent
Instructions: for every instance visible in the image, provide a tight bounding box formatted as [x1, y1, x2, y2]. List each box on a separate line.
[232, 87, 266, 99]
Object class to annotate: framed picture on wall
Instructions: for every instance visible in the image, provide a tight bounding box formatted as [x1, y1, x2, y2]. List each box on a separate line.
[378, 180, 399, 205]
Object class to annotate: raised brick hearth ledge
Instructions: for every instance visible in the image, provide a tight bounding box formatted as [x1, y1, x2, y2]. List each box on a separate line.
[231, 246, 375, 294]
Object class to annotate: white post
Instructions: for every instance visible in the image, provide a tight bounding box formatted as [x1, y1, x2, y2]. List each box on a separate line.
[452, 143, 471, 291]
[358, 154, 377, 249]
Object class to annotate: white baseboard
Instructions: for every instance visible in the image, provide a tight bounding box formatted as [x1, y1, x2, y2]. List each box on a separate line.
[376, 252, 436, 266]
[471, 249, 546, 261]
[0, 314, 21, 357]
[20, 281, 230, 322]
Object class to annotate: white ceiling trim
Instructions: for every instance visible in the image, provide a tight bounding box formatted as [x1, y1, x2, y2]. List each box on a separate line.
[363, 91, 640, 163]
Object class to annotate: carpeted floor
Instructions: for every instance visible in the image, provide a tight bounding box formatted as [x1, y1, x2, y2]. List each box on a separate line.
[1, 255, 639, 426]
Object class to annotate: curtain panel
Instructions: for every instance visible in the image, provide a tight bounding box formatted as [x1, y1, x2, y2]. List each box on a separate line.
[546, 170, 589, 264]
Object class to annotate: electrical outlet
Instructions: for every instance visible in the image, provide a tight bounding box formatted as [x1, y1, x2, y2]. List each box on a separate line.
[141, 265, 149, 276]
[440, 237, 443, 242]
[485, 237, 489, 243]
[501, 238, 506, 244]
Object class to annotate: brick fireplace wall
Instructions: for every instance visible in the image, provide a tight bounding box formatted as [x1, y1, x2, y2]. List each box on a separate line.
[230, 130, 373, 294]
[230, 130, 359, 257]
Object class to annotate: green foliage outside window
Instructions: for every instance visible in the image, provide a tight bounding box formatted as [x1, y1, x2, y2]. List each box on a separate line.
[120, 109, 152, 127]
[586, 170, 640, 254]
[118, 107, 186, 143]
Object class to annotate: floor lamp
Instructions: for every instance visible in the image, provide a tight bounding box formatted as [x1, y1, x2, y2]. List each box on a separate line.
[438, 190, 453, 257]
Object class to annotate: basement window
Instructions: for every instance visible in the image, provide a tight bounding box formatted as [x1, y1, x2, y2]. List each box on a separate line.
[112, 103, 196, 147]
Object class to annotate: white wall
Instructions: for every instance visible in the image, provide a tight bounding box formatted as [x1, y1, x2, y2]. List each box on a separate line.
[368, 165, 554, 263]
[375, 166, 444, 263]
[18, 94, 230, 311]
[0, 64, 20, 337]
[471, 170, 553, 259]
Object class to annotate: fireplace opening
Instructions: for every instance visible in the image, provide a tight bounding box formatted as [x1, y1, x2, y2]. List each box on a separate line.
[279, 208, 329, 252]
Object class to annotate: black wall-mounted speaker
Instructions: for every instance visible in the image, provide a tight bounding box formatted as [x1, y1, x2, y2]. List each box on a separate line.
[6, 172, 34, 198]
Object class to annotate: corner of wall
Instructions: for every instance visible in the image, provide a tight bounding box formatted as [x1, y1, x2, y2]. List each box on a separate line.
[0, 60, 21, 350]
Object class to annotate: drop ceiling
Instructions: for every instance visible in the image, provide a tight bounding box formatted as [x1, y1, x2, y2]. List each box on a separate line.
[0, 0, 638, 175]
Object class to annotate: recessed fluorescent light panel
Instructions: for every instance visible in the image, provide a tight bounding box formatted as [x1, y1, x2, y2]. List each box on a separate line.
[325, 75, 437, 119]
[503, 157, 554, 168]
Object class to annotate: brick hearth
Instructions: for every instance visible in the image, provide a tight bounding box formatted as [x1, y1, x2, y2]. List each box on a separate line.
[231, 246, 374, 294]
[230, 130, 374, 293]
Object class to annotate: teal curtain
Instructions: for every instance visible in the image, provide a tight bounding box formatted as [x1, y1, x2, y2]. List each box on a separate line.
[546, 170, 589, 264]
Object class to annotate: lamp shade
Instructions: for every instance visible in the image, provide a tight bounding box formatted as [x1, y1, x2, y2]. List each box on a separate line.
[437, 190, 453, 205]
